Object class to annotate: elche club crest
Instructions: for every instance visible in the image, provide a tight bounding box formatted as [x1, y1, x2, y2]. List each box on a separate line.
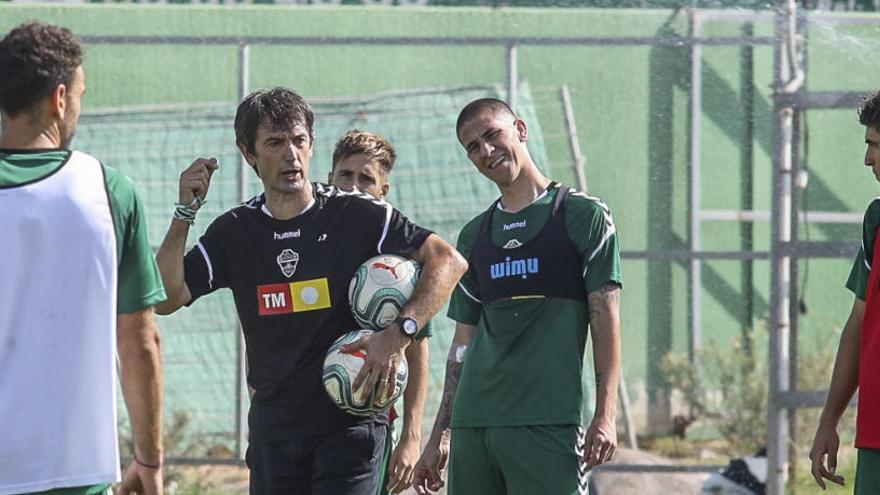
[277, 249, 300, 278]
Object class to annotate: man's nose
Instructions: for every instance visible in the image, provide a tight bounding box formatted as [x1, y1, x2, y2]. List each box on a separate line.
[480, 141, 493, 159]
[284, 141, 298, 161]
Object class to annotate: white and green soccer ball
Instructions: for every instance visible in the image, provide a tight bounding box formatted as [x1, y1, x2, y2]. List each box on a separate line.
[348, 254, 420, 330]
[322, 329, 409, 416]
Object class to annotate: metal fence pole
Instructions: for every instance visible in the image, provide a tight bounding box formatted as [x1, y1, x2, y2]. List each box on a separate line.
[560, 83, 637, 449]
[237, 43, 250, 203]
[507, 43, 518, 111]
[688, 8, 704, 397]
[739, 20, 756, 362]
[560, 84, 588, 192]
[768, 4, 794, 492]
[235, 42, 250, 461]
[787, 100, 803, 491]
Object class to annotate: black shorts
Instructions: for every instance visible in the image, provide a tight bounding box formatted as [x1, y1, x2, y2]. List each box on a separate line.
[246, 421, 387, 495]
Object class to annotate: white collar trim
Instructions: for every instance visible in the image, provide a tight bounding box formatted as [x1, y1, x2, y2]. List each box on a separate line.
[261, 196, 315, 219]
[496, 187, 551, 213]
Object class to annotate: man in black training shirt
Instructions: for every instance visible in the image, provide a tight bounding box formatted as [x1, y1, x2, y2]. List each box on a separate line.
[155, 87, 467, 494]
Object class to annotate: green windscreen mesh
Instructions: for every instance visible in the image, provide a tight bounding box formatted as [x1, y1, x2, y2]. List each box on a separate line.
[77, 83, 550, 454]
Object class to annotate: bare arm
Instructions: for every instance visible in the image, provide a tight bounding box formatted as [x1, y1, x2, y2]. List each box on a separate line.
[810, 297, 864, 488]
[154, 220, 193, 315]
[401, 337, 430, 445]
[154, 157, 218, 315]
[116, 307, 164, 495]
[403, 234, 469, 327]
[430, 323, 473, 438]
[413, 322, 475, 494]
[583, 283, 621, 470]
[819, 297, 864, 427]
[385, 337, 430, 493]
[346, 234, 467, 397]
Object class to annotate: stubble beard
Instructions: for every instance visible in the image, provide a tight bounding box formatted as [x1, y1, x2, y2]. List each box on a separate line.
[58, 120, 77, 149]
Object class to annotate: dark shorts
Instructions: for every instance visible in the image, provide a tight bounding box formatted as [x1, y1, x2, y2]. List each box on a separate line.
[246, 421, 387, 495]
[856, 448, 880, 495]
[449, 425, 589, 495]
[375, 424, 394, 495]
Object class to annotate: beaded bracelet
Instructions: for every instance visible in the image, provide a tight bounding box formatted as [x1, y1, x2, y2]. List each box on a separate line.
[134, 456, 161, 470]
[173, 195, 204, 225]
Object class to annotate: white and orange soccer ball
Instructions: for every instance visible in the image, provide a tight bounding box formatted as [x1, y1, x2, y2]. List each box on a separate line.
[348, 254, 421, 330]
[322, 329, 409, 416]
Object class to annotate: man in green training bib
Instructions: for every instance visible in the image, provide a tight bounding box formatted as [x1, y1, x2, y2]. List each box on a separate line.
[0, 22, 165, 495]
[413, 98, 622, 495]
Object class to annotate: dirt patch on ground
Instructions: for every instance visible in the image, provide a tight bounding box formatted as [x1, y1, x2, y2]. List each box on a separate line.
[165, 464, 249, 494]
[589, 448, 714, 495]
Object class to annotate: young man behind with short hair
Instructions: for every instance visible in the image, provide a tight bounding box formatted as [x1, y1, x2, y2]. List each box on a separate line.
[329, 129, 431, 494]
[329, 130, 395, 200]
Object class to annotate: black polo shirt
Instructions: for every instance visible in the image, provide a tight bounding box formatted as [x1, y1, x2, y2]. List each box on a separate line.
[183, 183, 432, 440]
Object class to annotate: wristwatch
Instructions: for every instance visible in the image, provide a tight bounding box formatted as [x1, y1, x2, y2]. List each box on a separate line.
[393, 315, 419, 339]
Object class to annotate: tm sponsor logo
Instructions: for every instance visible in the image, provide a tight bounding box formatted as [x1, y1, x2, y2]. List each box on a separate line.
[490, 256, 539, 280]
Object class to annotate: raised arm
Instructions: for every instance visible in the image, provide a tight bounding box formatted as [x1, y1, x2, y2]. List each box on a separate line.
[154, 217, 193, 315]
[810, 297, 865, 489]
[116, 307, 164, 495]
[412, 322, 475, 494]
[154, 157, 218, 315]
[582, 283, 621, 471]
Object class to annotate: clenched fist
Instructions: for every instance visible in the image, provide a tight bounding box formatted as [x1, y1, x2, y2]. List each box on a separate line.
[178, 157, 219, 207]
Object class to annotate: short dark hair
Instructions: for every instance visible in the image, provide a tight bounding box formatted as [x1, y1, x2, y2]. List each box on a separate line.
[234, 87, 315, 155]
[331, 130, 396, 174]
[455, 97, 517, 138]
[859, 91, 880, 130]
[0, 22, 83, 117]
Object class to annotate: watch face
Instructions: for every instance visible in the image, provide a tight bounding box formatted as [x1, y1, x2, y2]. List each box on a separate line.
[402, 319, 418, 335]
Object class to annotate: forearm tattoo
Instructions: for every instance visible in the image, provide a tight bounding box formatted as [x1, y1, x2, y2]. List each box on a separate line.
[436, 360, 464, 431]
[588, 283, 621, 324]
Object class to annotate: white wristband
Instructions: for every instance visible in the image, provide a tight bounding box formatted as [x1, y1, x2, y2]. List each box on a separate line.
[448, 343, 468, 363]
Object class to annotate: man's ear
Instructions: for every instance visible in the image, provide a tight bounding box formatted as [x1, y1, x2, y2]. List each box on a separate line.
[380, 182, 390, 200]
[238, 144, 260, 177]
[49, 83, 67, 119]
[515, 118, 528, 142]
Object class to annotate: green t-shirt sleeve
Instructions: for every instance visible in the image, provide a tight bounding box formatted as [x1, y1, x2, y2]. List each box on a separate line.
[846, 249, 868, 300]
[447, 215, 483, 325]
[415, 319, 433, 339]
[104, 166, 167, 314]
[846, 198, 880, 301]
[566, 192, 622, 294]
